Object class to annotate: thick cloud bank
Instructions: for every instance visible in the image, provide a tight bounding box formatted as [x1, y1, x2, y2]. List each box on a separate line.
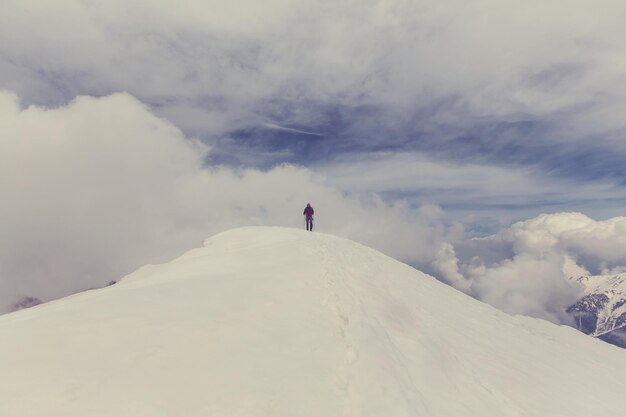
[449, 213, 626, 323]
[0, 91, 459, 313]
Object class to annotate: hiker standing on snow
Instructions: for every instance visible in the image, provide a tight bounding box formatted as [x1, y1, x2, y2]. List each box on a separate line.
[303, 203, 314, 231]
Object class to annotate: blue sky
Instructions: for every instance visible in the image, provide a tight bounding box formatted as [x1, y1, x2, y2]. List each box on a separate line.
[3, 0, 626, 317]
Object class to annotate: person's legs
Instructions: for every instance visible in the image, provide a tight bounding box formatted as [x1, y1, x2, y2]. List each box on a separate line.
[306, 218, 313, 231]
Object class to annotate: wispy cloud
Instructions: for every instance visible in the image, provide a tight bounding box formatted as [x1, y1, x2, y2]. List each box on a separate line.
[318, 152, 626, 224]
[2, 0, 626, 166]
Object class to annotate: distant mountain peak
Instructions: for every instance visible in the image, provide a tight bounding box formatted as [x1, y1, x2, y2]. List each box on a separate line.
[9, 296, 42, 312]
[568, 273, 626, 344]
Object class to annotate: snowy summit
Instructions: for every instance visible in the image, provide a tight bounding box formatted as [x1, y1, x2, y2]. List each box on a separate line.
[1, 227, 626, 416]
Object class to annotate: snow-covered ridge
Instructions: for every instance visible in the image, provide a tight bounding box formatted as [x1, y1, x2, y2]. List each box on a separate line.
[569, 274, 626, 343]
[2, 227, 626, 417]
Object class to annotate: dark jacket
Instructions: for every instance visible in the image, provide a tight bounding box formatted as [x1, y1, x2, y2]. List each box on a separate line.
[303, 206, 314, 218]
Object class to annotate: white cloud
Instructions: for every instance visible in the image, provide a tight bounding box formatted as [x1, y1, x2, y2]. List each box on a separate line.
[431, 241, 471, 292]
[496, 213, 626, 272]
[468, 252, 582, 323]
[0, 91, 207, 310]
[445, 212, 626, 323]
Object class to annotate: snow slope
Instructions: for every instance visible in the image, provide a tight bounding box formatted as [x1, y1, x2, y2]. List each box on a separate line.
[1, 227, 626, 417]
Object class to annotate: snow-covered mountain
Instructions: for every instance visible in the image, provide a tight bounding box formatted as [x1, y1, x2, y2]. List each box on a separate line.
[568, 273, 626, 348]
[2, 227, 626, 416]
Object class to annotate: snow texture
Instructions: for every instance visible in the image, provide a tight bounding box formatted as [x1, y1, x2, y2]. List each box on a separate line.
[1, 227, 626, 416]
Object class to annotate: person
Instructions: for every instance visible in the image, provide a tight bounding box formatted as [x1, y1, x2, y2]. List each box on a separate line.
[303, 203, 314, 231]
